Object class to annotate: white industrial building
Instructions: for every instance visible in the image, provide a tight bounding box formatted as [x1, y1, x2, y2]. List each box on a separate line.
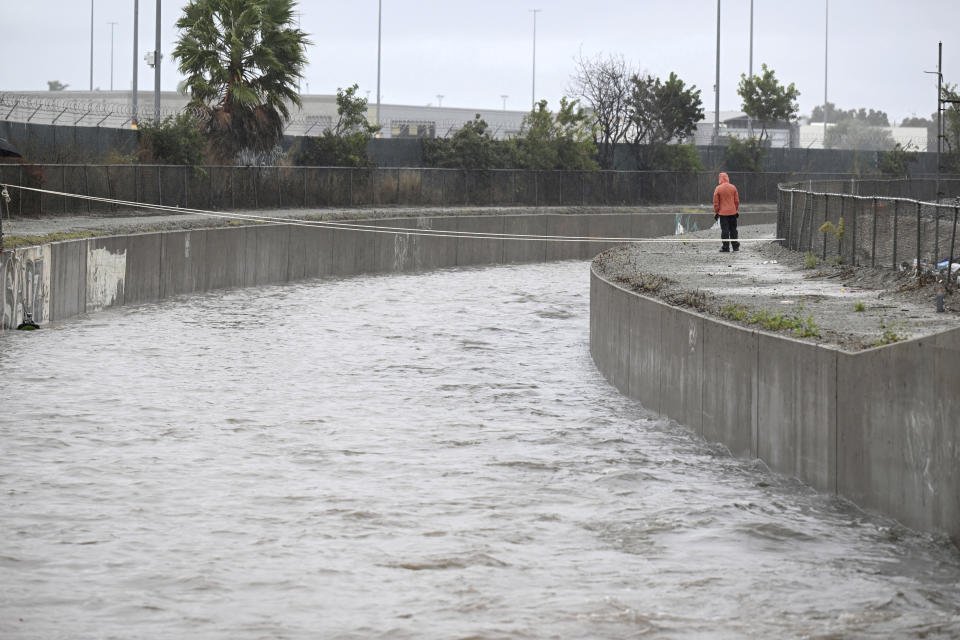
[0, 90, 528, 139]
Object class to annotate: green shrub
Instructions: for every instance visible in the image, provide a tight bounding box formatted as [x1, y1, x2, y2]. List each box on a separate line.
[137, 112, 207, 166]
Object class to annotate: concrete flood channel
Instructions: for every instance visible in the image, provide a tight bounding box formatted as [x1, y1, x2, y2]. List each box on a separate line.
[1, 207, 959, 633]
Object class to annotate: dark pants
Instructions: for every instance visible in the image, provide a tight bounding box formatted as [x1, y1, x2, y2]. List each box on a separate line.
[719, 214, 739, 251]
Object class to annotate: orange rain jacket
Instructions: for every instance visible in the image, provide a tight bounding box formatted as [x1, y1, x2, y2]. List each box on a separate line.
[713, 172, 740, 216]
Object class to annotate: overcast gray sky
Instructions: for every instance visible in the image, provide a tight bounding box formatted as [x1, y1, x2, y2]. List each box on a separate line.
[3, 1, 958, 123]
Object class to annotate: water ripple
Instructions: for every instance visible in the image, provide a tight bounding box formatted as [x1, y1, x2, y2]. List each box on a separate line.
[2, 261, 959, 639]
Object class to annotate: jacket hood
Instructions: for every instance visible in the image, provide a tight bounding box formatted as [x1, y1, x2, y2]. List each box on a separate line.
[718, 172, 730, 185]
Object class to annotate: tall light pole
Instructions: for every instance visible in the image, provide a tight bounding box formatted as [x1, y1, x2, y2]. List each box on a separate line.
[89, 0, 94, 91]
[154, 0, 161, 122]
[376, 0, 382, 127]
[132, 0, 139, 124]
[748, 0, 753, 137]
[108, 21, 118, 91]
[501, 94, 508, 110]
[530, 9, 541, 109]
[713, 0, 720, 145]
[823, 0, 829, 146]
[436, 94, 444, 107]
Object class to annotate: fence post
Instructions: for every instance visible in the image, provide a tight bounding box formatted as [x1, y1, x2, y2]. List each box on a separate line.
[916, 201, 923, 273]
[892, 199, 899, 269]
[949, 206, 958, 290]
[871, 197, 878, 268]
[184, 165, 189, 209]
[934, 205, 940, 267]
[157, 166, 163, 207]
[106, 165, 116, 213]
[302, 167, 307, 208]
[849, 196, 857, 266]
[349, 168, 354, 206]
[838, 196, 846, 263]
[796, 192, 808, 251]
[787, 190, 794, 248]
[822, 194, 829, 260]
[82, 165, 90, 213]
[559, 171, 563, 206]
[231, 166, 235, 210]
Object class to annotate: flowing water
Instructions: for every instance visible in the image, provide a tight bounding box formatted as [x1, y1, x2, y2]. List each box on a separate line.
[2, 261, 959, 639]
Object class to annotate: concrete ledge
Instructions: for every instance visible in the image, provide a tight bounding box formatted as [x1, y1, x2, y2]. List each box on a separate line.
[590, 267, 960, 542]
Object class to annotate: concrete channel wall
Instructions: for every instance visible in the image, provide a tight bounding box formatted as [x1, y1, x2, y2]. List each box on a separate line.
[2, 209, 744, 332]
[590, 270, 960, 542]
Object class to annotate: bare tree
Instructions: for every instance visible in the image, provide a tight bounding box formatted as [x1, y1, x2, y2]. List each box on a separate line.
[569, 52, 633, 169]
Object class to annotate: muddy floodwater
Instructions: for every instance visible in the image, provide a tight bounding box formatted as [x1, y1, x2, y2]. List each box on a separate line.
[2, 260, 959, 639]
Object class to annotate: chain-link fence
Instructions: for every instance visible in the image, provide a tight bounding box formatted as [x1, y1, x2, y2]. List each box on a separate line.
[0, 165, 850, 215]
[777, 178, 960, 277]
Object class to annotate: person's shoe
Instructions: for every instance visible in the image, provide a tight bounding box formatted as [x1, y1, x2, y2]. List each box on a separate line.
[719, 248, 730, 253]
[732, 247, 740, 252]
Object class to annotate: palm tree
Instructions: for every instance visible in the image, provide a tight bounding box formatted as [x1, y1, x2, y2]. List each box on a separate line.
[173, 0, 310, 161]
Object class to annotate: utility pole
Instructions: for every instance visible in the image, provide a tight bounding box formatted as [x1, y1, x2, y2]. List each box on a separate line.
[823, 0, 829, 147]
[132, 0, 139, 124]
[89, 0, 94, 91]
[501, 94, 508, 110]
[937, 41, 943, 202]
[108, 21, 118, 91]
[154, 0, 161, 122]
[748, 0, 753, 137]
[713, 0, 720, 145]
[530, 9, 541, 109]
[376, 0, 382, 127]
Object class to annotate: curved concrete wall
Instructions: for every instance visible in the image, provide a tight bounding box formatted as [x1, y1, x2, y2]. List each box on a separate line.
[2, 209, 748, 331]
[590, 269, 960, 542]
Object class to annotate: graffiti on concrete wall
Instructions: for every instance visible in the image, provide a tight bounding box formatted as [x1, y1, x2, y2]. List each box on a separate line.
[86, 246, 126, 312]
[1, 246, 51, 331]
[674, 213, 702, 235]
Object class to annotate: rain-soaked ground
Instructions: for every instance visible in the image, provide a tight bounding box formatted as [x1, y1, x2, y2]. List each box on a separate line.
[2, 260, 959, 639]
[595, 224, 960, 350]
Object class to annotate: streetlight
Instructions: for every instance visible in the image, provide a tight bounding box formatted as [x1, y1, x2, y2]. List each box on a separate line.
[132, 0, 139, 124]
[436, 94, 444, 107]
[154, 0, 161, 121]
[823, 0, 829, 147]
[89, 0, 94, 91]
[501, 94, 508, 110]
[376, 0, 382, 127]
[530, 9, 541, 109]
[713, 0, 720, 145]
[108, 21, 118, 91]
[748, 0, 753, 137]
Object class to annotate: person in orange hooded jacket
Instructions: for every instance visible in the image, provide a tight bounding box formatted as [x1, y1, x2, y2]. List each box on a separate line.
[713, 172, 740, 252]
